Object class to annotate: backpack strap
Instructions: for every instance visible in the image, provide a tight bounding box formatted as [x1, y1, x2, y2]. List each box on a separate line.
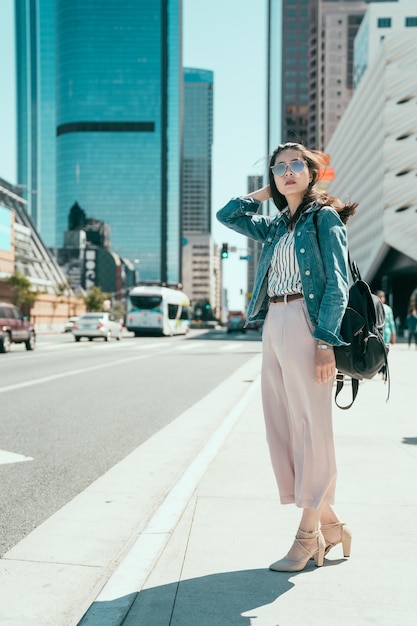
[334, 373, 359, 410]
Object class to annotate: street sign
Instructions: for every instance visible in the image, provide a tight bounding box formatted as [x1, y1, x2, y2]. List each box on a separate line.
[239, 255, 253, 261]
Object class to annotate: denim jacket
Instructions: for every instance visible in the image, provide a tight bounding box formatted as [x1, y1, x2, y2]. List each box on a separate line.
[216, 196, 349, 346]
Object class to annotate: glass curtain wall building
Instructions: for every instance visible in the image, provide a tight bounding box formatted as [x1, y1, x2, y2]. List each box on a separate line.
[16, 0, 182, 284]
[267, 0, 310, 153]
[267, 0, 395, 156]
[182, 68, 213, 234]
[15, 0, 56, 246]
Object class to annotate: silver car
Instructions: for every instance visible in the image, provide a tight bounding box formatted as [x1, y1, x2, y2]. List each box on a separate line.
[72, 312, 123, 342]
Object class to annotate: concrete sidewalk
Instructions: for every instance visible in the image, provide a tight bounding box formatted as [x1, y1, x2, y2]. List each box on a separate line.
[78, 344, 417, 626]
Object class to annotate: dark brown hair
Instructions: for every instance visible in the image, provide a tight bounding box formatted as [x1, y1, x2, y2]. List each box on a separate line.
[268, 142, 357, 227]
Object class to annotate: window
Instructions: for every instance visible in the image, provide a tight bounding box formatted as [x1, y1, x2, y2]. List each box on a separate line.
[168, 304, 179, 319]
[130, 295, 162, 309]
[405, 17, 417, 27]
[377, 18, 391, 28]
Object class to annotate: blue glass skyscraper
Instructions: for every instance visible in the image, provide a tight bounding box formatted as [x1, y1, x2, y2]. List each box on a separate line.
[15, 0, 56, 246]
[182, 68, 213, 234]
[16, 0, 182, 284]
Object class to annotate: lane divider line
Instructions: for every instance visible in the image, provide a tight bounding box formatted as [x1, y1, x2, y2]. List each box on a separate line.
[0, 353, 166, 395]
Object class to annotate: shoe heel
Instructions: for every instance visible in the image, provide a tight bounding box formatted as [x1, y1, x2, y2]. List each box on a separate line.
[313, 532, 325, 567]
[342, 526, 352, 557]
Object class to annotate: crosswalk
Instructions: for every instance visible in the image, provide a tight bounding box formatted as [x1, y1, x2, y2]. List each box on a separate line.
[34, 333, 261, 356]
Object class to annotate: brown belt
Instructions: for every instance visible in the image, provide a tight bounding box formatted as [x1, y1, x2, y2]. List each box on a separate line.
[269, 293, 303, 303]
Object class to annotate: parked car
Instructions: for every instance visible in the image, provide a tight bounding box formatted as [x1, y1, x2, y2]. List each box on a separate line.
[64, 316, 79, 332]
[0, 302, 36, 353]
[227, 314, 246, 334]
[72, 312, 123, 342]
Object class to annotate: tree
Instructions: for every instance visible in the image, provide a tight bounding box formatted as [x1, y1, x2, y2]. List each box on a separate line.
[6, 272, 37, 313]
[111, 300, 125, 323]
[83, 285, 110, 312]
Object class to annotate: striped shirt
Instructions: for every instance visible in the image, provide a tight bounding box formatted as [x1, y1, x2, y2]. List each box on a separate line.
[267, 228, 303, 297]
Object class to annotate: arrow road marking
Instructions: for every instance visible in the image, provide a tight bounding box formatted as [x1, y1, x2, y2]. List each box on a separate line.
[0, 450, 33, 465]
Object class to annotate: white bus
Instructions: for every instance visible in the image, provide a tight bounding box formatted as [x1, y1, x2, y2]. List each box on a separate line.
[125, 285, 191, 337]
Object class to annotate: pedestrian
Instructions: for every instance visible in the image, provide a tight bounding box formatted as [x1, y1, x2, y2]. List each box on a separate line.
[406, 307, 417, 348]
[376, 291, 396, 346]
[376, 290, 396, 377]
[217, 142, 357, 572]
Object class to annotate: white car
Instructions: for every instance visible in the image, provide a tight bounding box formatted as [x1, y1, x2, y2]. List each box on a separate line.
[64, 316, 79, 332]
[72, 312, 123, 342]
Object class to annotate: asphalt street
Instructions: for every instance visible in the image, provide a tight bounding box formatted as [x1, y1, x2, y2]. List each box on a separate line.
[0, 328, 261, 555]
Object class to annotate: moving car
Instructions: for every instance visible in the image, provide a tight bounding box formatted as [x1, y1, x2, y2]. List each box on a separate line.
[72, 312, 123, 342]
[64, 316, 79, 332]
[227, 314, 246, 334]
[0, 302, 36, 353]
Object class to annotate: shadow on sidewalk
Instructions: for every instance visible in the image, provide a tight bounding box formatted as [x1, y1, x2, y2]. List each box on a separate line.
[79, 565, 332, 625]
[402, 437, 417, 445]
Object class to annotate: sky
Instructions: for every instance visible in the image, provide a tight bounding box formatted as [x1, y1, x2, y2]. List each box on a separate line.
[0, 0, 267, 310]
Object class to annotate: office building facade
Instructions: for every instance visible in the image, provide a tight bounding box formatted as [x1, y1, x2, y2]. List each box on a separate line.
[16, 0, 183, 285]
[267, 1, 397, 156]
[182, 68, 213, 234]
[308, 1, 367, 150]
[267, 0, 310, 153]
[181, 68, 218, 312]
[246, 175, 263, 309]
[15, 0, 56, 246]
[327, 29, 417, 322]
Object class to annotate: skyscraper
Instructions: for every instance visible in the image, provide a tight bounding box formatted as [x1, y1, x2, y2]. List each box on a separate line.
[182, 68, 213, 234]
[267, 0, 310, 152]
[308, 1, 367, 150]
[267, 0, 397, 155]
[15, 0, 56, 245]
[181, 68, 217, 311]
[16, 0, 183, 284]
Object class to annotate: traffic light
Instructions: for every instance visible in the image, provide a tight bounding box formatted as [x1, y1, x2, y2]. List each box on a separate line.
[221, 243, 229, 259]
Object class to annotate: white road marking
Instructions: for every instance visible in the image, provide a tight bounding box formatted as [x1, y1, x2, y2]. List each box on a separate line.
[177, 342, 205, 351]
[219, 343, 243, 351]
[0, 352, 164, 395]
[134, 342, 167, 350]
[0, 450, 33, 465]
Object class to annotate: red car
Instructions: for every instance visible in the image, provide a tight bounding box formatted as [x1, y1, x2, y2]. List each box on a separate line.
[0, 302, 36, 353]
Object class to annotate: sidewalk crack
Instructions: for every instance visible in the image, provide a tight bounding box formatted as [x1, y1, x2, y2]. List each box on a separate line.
[168, 496, 199, 625]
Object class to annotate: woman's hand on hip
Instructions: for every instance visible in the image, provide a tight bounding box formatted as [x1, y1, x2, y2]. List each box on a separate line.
[315, 344, 336, 384]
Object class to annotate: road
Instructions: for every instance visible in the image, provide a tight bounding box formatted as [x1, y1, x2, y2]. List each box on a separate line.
[0, 327, 262, 556]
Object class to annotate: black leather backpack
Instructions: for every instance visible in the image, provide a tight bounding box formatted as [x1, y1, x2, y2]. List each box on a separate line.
[334, 257, 389, 409]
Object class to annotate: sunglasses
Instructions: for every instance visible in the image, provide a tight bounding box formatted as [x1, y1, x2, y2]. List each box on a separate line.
[271, 159, 306, 177]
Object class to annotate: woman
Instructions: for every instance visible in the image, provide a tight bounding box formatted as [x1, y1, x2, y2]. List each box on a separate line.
[217, 142, 357, 572]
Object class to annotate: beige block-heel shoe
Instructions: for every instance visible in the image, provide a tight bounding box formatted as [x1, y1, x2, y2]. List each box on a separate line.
[321, 522, 352, 557]
[269, 528, 325, 572]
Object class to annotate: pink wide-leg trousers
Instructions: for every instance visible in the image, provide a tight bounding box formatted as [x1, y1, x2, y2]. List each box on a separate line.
[261, 299, 337, 509]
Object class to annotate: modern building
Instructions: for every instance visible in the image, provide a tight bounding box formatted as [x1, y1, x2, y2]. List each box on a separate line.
[181, 68, 219, 315]
[56, 204, 136, 297]
[308, 1, 367, 150]
[182, 68, 213, 234]
[15, 0, 57, 245]
[15, 0, 183, 285]
[0, 176, 69, 292]
[326, 28, 417, 324]
[246, 175, 264, 309]
[182, 235, 221, 319]
[267, 0, 310, 153]
[353, 0, 416, 88]
[267, 1, 398, 157]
